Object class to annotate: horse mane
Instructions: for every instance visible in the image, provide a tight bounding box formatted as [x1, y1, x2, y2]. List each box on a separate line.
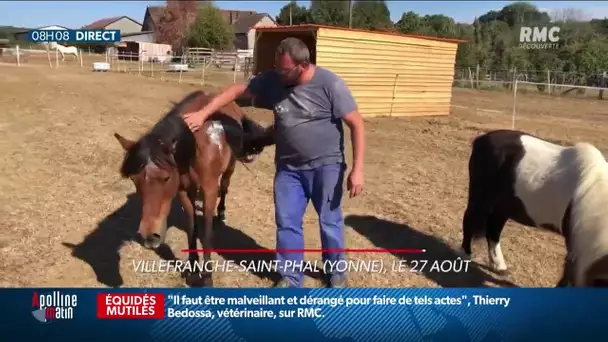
[119, 91, 205, 177]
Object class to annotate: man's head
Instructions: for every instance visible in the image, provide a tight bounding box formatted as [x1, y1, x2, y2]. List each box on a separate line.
[274, 37, 312, 85]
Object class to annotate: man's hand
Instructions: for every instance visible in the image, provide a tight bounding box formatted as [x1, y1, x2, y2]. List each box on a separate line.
[181, 83, 251, 133]
[347, 168, 364, 198]
[182, 110, 206, 133]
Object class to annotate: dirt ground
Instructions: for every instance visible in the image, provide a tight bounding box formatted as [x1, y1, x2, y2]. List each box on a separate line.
[1, 62, 608, 289]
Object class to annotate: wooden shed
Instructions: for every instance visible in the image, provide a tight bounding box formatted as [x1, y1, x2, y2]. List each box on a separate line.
[252, 24, 466, 117]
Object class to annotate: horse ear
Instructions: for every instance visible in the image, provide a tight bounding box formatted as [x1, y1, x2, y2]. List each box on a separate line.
[114, 133, 135, 151]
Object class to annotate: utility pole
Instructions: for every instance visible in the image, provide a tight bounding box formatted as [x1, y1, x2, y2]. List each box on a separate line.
[348, 0, 353, 28]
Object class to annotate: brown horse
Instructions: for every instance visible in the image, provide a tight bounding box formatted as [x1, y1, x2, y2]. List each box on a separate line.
[113, 90, 268, 287]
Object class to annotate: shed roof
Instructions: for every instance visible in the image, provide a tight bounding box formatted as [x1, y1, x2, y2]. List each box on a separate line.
[84, 16, 142, 29]
[233, 13, 274, 34]
[254, 24, 468, 44]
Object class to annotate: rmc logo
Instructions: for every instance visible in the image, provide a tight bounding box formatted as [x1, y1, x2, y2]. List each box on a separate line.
[519, 26, 560, 49]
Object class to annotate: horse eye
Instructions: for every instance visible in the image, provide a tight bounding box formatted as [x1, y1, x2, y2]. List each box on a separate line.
[162, 176, 170, 183]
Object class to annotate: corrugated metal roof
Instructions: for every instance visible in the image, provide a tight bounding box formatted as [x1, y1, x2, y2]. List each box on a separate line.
[255, 24, 468, 44]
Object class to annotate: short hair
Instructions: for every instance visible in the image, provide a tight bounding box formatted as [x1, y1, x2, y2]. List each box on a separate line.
[275, 37, 310, 64]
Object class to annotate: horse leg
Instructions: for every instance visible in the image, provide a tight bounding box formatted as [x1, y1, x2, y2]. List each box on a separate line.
[198, 180, 218, 287]
[179, 188, 202, 285]
[485, 212, 509, 275]
[217, 158, 235, 221]
[461, 202, 491, 259]
[460, 163, 493, 259]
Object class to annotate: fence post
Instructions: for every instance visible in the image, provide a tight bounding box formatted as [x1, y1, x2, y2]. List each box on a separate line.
[15, 45, 20, 66]
[46, 46, 53, 68]
[233, 56, 237, 84]
[511, 79, 518, 129]
[467, 67, 475, 89]
[201, 58, 205, 85]
[179, 55, 183, 83]
[475, 64, 480, 89]
[79, 49, 83, 68]
[55, 49, 59, 68]
[150, 59, 154, 78]
[546, 70, 551, 94]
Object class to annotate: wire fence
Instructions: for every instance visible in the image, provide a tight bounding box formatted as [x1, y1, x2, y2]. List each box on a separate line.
[453, 67, 608, 100]
[510, 80, 608, 129]
[0, 45, 255, 87]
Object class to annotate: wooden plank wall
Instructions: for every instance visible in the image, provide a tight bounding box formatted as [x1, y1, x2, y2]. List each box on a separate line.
[316, 27, 459, 117]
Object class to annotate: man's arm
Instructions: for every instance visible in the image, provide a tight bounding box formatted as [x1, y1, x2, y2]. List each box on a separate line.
[183, 73, 268, 132]
[342, 111, 365, 172]
[330, 79, 365, 173]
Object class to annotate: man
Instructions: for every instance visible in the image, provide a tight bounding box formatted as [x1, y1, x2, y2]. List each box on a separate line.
[182, 37, 365, 288]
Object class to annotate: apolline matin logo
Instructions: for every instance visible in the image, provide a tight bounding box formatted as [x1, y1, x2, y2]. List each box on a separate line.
[519, 26, 560, 49]
[31, 291, 78, 323]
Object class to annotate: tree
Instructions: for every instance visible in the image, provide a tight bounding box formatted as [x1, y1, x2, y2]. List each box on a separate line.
[396, 11, 424, 34]
[186, 4, 234, 50]
[551, 8, 589, 23]
[276, 1, 313, 25]
[156, 0, 198, 54]
[351, 0, 392, 30]
[310, 0, 350, 26]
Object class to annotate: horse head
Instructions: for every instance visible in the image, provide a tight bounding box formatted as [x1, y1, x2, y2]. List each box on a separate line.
[114, 132, 180, 250]
[240, 116, 273, 163]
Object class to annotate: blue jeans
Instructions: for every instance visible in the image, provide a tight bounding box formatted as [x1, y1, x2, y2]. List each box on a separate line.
[274, 163, 346, 287]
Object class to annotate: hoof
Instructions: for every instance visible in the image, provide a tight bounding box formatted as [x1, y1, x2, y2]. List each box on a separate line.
[216, 212, 225, 221]
[186, 272, 213, 287]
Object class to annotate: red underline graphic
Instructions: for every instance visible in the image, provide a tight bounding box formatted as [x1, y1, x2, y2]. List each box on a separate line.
[180, 248, 426, 253]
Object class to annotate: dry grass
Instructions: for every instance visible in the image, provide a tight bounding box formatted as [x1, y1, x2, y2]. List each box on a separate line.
[1, 62, 607, 289]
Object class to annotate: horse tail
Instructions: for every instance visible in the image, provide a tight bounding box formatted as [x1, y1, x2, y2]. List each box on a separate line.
[465, 133, 505, 237]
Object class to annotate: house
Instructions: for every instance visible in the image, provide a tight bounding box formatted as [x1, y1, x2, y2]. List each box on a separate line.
[233, 13, 276, 50]
[142, 6, 165, 33]
[13, 25, 70, 41]
[221, 9, 258, 25]
[141, 6, 261, 47]
[84, 16, 142, 35]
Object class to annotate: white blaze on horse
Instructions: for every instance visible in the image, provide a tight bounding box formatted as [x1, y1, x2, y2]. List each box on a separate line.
[49, 42, 80, 62]
[461, 129, 608, 287]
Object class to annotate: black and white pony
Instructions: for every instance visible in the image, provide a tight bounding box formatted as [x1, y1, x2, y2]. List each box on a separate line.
[461, 129, 608, 287]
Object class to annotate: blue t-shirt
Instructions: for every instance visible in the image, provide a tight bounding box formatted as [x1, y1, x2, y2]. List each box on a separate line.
[246, 67, 358, 170]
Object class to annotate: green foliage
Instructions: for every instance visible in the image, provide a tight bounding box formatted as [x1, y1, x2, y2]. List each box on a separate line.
[352, 0, 392, 30]
[276, 1, 313, 25]
[0, 26, 31, 46]
[186, 4, 234, 50]
[310, 0, 350, 26]
[272, 1, 608, 79]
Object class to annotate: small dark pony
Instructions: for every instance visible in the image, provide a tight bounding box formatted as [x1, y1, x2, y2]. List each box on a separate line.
[114, 90, 271, 287]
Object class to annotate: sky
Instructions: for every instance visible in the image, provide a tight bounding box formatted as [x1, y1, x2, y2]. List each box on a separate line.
[1, 1, 608, 29]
